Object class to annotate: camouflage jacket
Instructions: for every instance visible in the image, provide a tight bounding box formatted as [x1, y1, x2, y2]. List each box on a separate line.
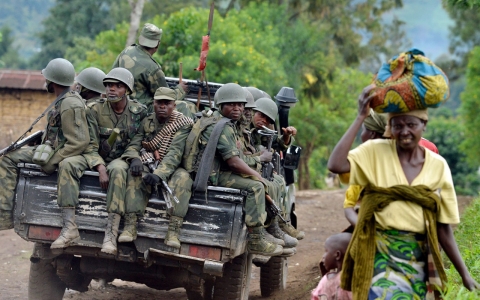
[175, 100, 198, 120]
[85, 95, 102, 105]
[41, 90, 90, 171]
[237, 123, 262, 173]
[122, 113, 192, 182]
[198, 111, 242, 185]
[87, 98, 148, 164]
[112, 44, 168, 108]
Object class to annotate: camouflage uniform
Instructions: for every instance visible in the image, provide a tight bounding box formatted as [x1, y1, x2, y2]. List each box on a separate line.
[87, 98, 148, 215]
[175, 100, 198, 120]
[0, 91, 91, 210]
[122, 113, 193, 217]
[198, 111, 267, 227]
[112, 45, 186, 113]
[85, 95, 102, 105]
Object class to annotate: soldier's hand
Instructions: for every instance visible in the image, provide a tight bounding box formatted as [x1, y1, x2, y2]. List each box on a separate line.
[96, 164, 109, 189]
[259, 149, 273, 162]
[281, 126, 297, 137]
[130, 158, 143, 176]
[143, 173, 160, 186]
[179, 81, 189, 94]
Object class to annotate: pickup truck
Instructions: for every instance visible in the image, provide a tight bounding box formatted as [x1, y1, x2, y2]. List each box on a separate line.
[12, 78, 300, 300]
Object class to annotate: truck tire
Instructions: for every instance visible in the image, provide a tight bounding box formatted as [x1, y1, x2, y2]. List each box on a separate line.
[212, 253, 252, 300]
[28, 259, 66, 300]
[260, 256, 288, 297]
[186, 279, 213, 300]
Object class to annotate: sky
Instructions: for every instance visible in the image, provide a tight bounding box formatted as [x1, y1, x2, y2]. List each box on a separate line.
[384, 0, 454, 60]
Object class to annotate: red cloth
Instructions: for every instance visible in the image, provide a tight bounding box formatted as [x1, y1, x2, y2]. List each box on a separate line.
[194, 35, 210, 71]
[419, 138, 439, 154]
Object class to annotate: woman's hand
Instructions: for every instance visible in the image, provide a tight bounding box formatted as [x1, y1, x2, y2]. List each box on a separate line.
[358, 84, 376, 119]
[462, 274, 480, 291]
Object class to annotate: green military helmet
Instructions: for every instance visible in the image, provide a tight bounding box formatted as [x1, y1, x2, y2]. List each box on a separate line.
[215, 83, 247, 105]
[245, 86, 264, 101]
[261, 90, 272, 100]
[253, 97, 278, 123]
[103, 68, 134, 94]
[42, 58, 76, 87]
[75, 67, 106, 94]
[243, 87, 256, 108]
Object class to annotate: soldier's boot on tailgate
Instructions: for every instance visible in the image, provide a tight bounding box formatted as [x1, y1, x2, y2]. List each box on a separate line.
[51, 208, 80, 249]
[101, 213, 121, 255]
[279, 220, 305, 240]
[262, 227, 285, 246]
[118, 213, 137, 243]
[247, 226, 283, 256]
[267, 217, 298, 248]
[0, 210, 13, 230]
[165, 216, 183, 249]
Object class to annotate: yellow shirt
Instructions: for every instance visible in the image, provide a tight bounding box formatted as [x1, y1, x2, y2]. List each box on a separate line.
[347, 139, 459, 233]
[343, 185, 363, 208]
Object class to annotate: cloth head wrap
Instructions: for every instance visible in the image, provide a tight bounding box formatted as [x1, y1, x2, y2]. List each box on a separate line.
[364, 109, 387, 135]
[384, 109, 428, 137]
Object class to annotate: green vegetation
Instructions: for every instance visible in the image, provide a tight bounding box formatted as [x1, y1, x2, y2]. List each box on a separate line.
[440, 197, 480, 299]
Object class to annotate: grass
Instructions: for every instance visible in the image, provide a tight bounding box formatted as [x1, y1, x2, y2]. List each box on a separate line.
[441, 197, 480, 299]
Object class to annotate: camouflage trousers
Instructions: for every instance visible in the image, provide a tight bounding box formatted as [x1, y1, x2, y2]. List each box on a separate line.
[57, 155, 89, 207]
[126, 166, 193, 218]
[217, 171, 267, 227]
[105, 158, 129, 215]
[264, 174, 286, 208]
[0, 147, 35, 211]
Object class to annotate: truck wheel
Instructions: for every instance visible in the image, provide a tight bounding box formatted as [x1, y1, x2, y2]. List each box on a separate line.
[28, 259, 66, 300]
[212, 253, 252, 300]
[260, 256, 288, 297]
[186, 279, 213, 300]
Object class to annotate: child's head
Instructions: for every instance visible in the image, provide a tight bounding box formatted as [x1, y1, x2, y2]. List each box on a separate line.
[322, 232, 352, 272]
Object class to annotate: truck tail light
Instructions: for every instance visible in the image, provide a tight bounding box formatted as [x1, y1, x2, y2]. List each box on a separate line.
[28, 225, 61, 241]
[180, 244, 221, 261]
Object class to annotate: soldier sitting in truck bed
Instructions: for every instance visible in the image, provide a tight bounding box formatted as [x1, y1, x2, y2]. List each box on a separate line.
[85, 67, 149, 255]
[121, 87, 194, 249]
[183, 83, 284, 256]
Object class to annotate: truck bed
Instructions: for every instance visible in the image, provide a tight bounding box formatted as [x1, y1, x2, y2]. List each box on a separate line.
[14, 163, 248, 266]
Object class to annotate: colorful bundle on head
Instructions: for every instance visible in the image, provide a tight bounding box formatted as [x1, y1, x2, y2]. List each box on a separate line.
[370, 49, 449, 113]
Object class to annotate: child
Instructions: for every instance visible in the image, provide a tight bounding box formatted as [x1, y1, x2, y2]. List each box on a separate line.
[311, 232, 352, 300]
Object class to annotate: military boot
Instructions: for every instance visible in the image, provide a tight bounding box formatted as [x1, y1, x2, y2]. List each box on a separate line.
[262, 227, 285, 246]
[165, 216, 183, 249]
[0, 210, 13, 230]
[267, 217, 298, 248]
[279, 221, 305, 240]
[101, 213, 121, 255]
[247, 226, 283, 256]
[118, 213, 137, 243]
[51, 208, 80, 249]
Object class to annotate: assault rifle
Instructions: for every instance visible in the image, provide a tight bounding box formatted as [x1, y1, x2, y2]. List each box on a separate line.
[0, 130, 44, 157]
[257, 126, 287, 223]
[258, 126, 276, 181]
[140, 149, 179, 214]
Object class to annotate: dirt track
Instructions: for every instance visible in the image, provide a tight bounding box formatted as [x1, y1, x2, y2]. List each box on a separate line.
[0, 190, 473, 299]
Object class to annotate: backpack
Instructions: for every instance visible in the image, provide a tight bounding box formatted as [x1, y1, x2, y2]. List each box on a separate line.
[182, 110, 222, 173]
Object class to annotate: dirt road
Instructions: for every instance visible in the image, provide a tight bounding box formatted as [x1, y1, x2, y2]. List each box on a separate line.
[0, 190, 473, 299]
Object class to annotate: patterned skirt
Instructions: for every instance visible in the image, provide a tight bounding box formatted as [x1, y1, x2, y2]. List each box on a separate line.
[368, 229, 427, 300]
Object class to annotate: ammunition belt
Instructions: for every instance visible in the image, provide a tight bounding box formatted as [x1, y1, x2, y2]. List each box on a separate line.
[141, 111, 193, 164]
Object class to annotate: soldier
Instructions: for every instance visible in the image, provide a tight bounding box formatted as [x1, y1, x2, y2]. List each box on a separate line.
[0, 58, 91, 239]
[75, 67, 106, 104]
[251, 98, 305, 241]
[86, 68, 148, 255]
[121, 87, 194, 249]
[112, 23, 187, 113]
[185, 83, 283, 256]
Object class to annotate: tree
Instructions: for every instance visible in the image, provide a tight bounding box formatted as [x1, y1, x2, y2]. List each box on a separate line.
[459, 46, 480, 166]
[0, 25, 25, 69]
[126, 0, 146, 47]
[31, 0, 126, 69]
